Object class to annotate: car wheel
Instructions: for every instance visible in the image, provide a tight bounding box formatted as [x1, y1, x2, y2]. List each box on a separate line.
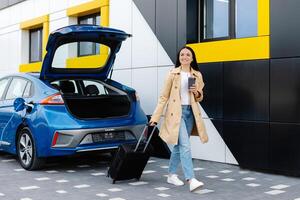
[17, 127, 44, 170]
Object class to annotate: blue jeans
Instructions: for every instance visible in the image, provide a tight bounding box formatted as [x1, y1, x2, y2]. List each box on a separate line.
[168, 105, 195, 180]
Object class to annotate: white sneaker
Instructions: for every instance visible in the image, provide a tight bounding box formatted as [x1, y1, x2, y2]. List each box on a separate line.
[167, 174, 184, 186]
[189, 178, 204, 192]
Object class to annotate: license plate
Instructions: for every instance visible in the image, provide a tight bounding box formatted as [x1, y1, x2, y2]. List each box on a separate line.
[92, 132, 125, 143]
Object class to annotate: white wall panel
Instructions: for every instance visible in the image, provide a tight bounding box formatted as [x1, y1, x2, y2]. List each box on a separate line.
[132, 3, 157, 68]
[0, 34, 8, 69]
[0, 8, 10, 28]
[113, 38, 132, 70]
[157, 41, 173, 66]
[132, 67, 157, 115]
[191, 118, 226, 163]
[49, 17, 70, 32]
[111, 69, 132, 87]
[8, 3, 22, 26]
[110, 0, 132, 33]
[50, 0, 68, 13]
[50, 10, 67, 22]
[68, 0, 93, 7]
[0, 31, 20, 73]
[110, 0, 132, 69]
[20, 30, 29, 64]
[8, 31, 21, 72]
[225, 146, 238, 164]
[20, 0, 35, 22]
[34, 0, 50, 17]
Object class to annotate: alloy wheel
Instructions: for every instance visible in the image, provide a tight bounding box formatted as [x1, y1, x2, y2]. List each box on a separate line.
[18, 133, 33, 166]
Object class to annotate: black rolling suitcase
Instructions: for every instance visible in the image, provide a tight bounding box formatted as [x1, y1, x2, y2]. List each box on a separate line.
[107, 125, 156, 184]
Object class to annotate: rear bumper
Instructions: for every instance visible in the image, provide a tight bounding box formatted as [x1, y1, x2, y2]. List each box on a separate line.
[49, 124, 145, 155]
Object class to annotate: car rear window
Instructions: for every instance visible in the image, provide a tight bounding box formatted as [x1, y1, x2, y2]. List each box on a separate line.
[52, 42, 111, 69]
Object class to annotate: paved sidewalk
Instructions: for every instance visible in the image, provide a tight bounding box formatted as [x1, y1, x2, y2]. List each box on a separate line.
[0, 152, 299, 200]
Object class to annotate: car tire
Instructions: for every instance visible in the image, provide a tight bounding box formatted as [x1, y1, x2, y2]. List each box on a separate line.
[17, 127, 44, 170]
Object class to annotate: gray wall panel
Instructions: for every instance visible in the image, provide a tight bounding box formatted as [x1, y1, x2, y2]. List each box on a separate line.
[156, 0, 178, 63]
[177, 0, 187, 50]
[271, 0, 300, 58]
[133, 0, 156, 33]
[0, 0, 24, 10]
[0, 1, 9, 9]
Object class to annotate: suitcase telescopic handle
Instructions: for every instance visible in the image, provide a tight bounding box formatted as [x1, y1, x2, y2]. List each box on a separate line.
[134, 124, 157, 153]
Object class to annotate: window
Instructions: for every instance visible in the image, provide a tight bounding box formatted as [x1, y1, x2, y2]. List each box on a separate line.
[29, 28, 43, 62]
[200, 0, 257, 41]
[203, 0, 229, 40]
[23, 82, 32, 97]
[5, 78, 30, 100]
[0, 78, 10, 99]
[78, 13, 100, 56]
[235, 0, 257, 38]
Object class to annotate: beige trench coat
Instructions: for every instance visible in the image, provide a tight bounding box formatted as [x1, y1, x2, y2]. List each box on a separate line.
[150, 67, 208, 145]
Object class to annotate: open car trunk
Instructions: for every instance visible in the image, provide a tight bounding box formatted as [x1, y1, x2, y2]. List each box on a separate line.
[63, 95, 131, 119]
[51, 79, 131, 119]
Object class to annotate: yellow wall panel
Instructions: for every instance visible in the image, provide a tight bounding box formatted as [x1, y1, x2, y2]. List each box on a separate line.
[66, 54, 108, 68]
[258, 0, 270, 36]
[188, 36, 270, 63]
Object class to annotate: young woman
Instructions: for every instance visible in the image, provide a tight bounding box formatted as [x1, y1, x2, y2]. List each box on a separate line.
[149, 46, 208, 192]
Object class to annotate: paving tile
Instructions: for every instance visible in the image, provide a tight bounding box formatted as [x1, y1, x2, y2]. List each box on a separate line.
[129, 181, 148, 186]
[1, 159, 15, 162]
[56, 190, 67, 194]
[160, 165, 169, 169]
[219, 170, 232, 174]
[56, 179, 69, 183]
[264, 190, 286, 195]
[20, 186, 40, 190]
[77, 165, 90, 168]
[246, 183, 261, 187]
[157, 193, 170, 197]
[91, 172, 105, 176]
[155, 187, 170, 191]
[14, 169, 25, 172]
[108, 188, 123, 192]
[206, 175, 219, 179]
[221, 178, 235, 182]
[96, 193, 109, 197]
[142, 170, 156, 174]
[194, 167, 205, 171]
[270, 184, 290, 190]
[45, 170, 58, 173]
[242, 177, 256, 181]
[74, 184, 90, 189]
[194, 189, 214, 194]
[35, 177, 50, 181]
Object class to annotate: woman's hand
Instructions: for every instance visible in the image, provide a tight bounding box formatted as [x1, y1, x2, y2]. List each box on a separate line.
[149, 121, 157, 126]
[189, 83, 199, 97]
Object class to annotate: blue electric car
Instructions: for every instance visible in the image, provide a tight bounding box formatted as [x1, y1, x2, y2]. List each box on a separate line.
[0, 25, 147, 170]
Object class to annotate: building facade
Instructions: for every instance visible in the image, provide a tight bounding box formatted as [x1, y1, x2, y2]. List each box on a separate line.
[0, 0, 299, 175]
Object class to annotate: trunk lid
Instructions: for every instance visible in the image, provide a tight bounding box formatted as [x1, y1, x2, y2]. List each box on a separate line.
[40, 25, 130, 81]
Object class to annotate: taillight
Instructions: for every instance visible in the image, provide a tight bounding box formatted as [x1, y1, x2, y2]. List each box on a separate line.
[40, 93, 64, 105]
[51, 131, 59, 147]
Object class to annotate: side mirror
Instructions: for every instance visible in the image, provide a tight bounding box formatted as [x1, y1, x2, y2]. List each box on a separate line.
[14, 98, 26, 112]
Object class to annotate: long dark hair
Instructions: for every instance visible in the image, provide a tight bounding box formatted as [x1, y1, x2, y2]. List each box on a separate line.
[175, 46, 199, 71]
